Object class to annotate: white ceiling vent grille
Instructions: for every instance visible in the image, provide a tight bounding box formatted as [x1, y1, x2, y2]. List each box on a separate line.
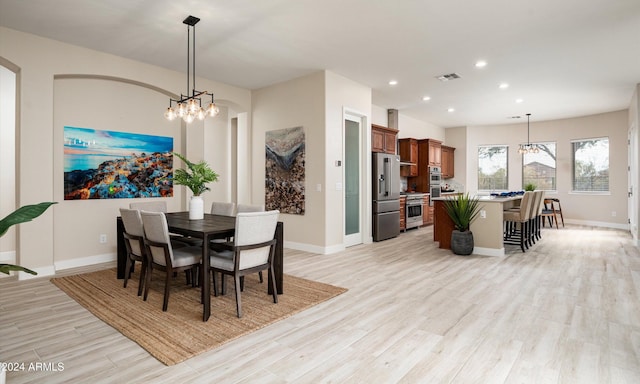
[435, 73, 461, 82]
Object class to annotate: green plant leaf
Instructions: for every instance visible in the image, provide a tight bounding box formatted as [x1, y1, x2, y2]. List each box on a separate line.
[0, 264, 37, 275]
[443, 193, 481, 231]
[172, 152, 218, 196]
[0, 202, 57, 237]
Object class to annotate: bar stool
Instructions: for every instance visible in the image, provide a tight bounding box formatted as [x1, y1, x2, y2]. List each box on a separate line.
[503, 191, 534, 252]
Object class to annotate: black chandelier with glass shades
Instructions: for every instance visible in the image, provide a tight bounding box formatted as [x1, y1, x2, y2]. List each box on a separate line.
[518, 113, 539, 154]
[164, 15, 219, 123]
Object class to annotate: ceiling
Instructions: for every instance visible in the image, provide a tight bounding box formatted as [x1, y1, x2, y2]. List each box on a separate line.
[1, 0, 640, 128]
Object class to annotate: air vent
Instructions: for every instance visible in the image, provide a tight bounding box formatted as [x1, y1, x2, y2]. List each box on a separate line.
[435, 73, 461, 82]
[508, 116, 522, 119]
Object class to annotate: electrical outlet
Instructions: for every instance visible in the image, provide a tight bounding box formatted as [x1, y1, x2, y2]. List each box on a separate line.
[99, 234, 107, 243]
[480, 210, 486, 219]
[611, 211, 617, 217]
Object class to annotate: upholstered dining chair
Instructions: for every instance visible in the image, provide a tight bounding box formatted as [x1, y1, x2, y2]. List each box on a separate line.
[209, 210, 279, 318]
[230, 204, 266, 282]
[503, 191, 534, 252]
[236, 204, 265, 213]
[129, 201, 167, 212]
[131, 200, 201, 247]
[119, 208, 147, 296]
[140, 211, 202, 311]
[211, 202, 236, 216]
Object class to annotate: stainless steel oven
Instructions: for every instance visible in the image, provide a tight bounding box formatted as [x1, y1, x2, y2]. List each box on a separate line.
[405, 193, 424, 229]
[429, 166, 442, 205]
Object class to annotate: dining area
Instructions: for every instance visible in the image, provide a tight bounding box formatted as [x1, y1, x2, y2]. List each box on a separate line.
[116, 201, 285, 321]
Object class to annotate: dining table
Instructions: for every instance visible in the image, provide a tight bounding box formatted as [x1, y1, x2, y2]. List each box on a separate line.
[116, 211, 284, 321]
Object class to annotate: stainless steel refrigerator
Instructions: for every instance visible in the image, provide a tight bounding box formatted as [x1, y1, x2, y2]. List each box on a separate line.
[372, 152, 401, 241]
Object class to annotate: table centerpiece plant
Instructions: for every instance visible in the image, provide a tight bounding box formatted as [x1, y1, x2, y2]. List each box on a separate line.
[443, 193, 481, 255]
[172, 152, 218, 220]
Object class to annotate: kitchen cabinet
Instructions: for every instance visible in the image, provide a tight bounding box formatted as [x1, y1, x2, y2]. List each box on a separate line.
[427, 139, 442, 166]
[399, 138, 418, 177]
[371, 124, 398, 154]
[400, 195, 406, 231]
[441, 145, 455, 178]
[422, 194, 433, 225]
[409, 139, 442, 192]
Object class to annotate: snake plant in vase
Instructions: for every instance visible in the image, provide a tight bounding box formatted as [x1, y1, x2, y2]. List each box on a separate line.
[0, 202, 57, 275]
[172, 152, 218, 220]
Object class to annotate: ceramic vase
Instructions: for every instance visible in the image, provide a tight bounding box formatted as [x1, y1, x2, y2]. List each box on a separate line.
[189, 195, 204, 220]
[451, 230, 474, 255]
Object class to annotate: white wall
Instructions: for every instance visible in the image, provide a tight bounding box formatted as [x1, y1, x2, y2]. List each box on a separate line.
[629, 84, 640, 242]
[324, 71, 372, 249]
[252, 71, 371, 253]
[0, 26, 251, 277]
[371, 105, 445, 141]
[0, 64, 16, 259]
[252, 72, 327, 250]
[461, 110, 629, 228]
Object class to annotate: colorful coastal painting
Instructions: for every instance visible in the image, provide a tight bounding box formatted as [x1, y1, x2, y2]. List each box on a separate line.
[64, 126, 174, 200]
[265, 126, 305, 215]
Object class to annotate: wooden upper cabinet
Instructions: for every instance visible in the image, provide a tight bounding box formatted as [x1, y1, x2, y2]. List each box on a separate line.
[441, 145, 455, 178]
[427, 139, 442, 166]
[371, 124, 398, 154]
[399, 138, 418, 177]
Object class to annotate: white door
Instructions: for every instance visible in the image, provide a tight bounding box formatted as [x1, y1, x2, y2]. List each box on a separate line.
[344, 113, 363, 247]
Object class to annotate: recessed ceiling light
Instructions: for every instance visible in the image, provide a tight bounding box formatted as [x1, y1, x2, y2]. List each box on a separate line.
[422, 96, 431, 101]
[499, 83, 509, 89]
[388, 80, 398, 86]
[515, 98, 524, 103]
[447, 108, 455, 113]
[475, 60, 487, 68]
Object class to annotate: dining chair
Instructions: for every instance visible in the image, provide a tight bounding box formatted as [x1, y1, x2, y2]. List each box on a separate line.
[231, 204, 266, 282]
[541, 198, 564, 228]
[129, 201, 167, 212]
[140, 211, 202, 311]
[236, 204, 265, 213]
[209, 210, 279, 318]
[131, 200, 202, 247]
[211, 202, 236, 216]
[119, 208, 147, 296]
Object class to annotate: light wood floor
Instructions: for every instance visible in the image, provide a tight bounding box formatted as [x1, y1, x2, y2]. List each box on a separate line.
[2, 225, 640, 383]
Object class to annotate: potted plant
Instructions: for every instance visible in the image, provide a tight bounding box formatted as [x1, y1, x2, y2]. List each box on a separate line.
[0, 202, 57, 275]
[443, 193, 481, 255]
[524, 182, 536, 191]
[172, 152, 218, 220]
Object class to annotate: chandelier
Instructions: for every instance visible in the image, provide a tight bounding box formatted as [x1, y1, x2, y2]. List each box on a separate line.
[164, 16, 219, 123]
[518, 113, 539, 154]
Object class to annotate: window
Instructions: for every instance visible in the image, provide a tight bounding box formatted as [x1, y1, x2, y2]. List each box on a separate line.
[572, 137, 609, 192]
[478, 145, 508, 190]
[522, 142, 556, 190]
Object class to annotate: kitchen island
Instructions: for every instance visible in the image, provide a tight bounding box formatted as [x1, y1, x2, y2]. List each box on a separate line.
[433, 195, 521, 256]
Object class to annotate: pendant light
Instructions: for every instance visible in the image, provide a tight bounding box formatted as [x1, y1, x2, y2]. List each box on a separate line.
[518, 113, 539, 154]
[164, 16, 219, 123]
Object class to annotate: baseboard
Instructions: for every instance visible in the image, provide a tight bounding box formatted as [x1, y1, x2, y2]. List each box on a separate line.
[472, 247, 504, 257]
[0, 250, 16, 263]
[563, 219, 629, 230]
[284, 241, 345, 255]
[54, 252, 117, 271]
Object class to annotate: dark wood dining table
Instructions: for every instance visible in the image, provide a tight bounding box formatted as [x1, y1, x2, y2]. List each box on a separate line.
[116, 212, 284, 321]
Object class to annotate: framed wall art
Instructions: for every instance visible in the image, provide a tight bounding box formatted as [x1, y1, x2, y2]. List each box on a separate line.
[63, 126, 174, 200]
[265, 126, 305, 214]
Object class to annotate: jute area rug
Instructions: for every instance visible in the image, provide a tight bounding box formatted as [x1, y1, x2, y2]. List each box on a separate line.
[51, 268, 346, 366]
